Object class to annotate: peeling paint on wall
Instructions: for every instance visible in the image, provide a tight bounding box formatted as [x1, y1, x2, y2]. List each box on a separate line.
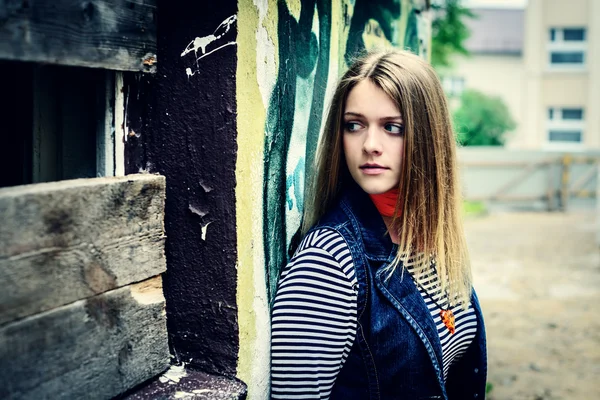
[149, 0, 240, 378]
[235, 1, 273, 398]
[181, 15, 238, 78]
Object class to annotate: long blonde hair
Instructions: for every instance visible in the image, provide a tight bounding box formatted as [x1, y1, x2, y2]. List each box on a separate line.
[303, 49, 472, 306]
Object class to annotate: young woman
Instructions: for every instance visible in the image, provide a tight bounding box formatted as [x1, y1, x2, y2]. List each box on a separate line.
[270, 49, 487, 400]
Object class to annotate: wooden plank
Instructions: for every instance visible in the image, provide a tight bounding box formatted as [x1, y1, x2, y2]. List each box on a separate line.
[0, 276, 169, 400]
[0, 0, 157, 72]
[115, 72, 126, 176]
[0, 174, 166, 325]
[96, 70, 116, 177]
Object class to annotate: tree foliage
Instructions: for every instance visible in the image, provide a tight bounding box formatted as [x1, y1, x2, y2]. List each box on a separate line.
[431, 0, 475, 67]
[453, 90, 516, 146]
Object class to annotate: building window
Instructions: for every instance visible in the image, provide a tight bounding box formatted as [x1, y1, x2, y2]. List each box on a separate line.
[563, 28, 585, 41]
[550, 52, 584, 64]
[548, 131, 582, 143]
[547, 27, 587, 70]
[547, 107, 584, 145]
[562, 108, 583, 120]
[441, 76, 465, 98]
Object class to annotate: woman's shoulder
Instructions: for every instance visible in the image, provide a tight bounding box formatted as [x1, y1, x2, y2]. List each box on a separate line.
[296, 227, 346, 253]
[311, 196, 353, 231]
[283, 227, 356, 286]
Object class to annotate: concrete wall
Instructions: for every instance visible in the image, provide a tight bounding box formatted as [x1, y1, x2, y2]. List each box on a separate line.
[543, 0, 588, 25]
[234, 0, 430, 397]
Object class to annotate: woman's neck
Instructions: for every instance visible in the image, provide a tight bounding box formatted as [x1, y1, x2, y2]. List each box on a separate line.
[369, 188, 402, 244]
[382, 215, 399, 244]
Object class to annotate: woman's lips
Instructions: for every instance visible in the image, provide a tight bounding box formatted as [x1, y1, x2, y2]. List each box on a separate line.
[360, 165, 388, 175]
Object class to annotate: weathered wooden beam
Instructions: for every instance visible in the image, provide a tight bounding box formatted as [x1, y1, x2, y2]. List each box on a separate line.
[0, 276, 169, 400]
[0, 174, 166, 325]
[0, 0, 157, 72]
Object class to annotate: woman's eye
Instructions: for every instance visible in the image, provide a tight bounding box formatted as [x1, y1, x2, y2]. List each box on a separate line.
[345, 122, 362, 132]
[385, 123, 404, 135]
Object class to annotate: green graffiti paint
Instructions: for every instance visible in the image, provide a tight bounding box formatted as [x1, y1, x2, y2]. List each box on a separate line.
[304, 0, 331, 187]
[263, 0, 331, 300]
[264, 0, 425, 303]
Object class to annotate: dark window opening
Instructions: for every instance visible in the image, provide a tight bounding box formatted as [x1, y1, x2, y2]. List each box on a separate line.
[0, 61, 33, 188]
[562, 108, 584, 120]
[563, 28, 586, 41]
[549, 130, 582, 143]
[550, 52, 584, 64]
[0, 61, 113, 188]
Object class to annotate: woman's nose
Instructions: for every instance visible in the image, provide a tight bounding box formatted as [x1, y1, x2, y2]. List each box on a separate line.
[363, 128, 383, 155]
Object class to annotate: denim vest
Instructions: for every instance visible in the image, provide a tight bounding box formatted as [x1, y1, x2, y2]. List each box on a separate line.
[308, 182, 487, 400]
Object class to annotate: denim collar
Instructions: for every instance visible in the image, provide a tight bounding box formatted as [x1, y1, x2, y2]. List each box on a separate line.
[339, 181, 398, 262]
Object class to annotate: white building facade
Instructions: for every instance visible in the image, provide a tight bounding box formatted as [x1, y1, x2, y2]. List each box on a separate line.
[446, 0, 600, 150]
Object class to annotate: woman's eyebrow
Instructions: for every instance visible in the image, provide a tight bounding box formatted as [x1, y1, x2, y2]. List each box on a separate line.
[343, 112, 365, 118]
[344, 111, 403, 121]
[379, 116, 403, 121]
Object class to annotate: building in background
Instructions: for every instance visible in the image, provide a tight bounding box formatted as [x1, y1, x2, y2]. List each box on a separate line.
[523, 0, 600, 150]
[445, 0, 600, 150]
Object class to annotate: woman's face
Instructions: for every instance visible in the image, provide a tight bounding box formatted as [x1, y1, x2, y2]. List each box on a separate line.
[343, 79, 404, 194]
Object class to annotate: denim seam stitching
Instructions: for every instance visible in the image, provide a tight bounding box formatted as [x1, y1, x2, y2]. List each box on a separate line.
[375, 272, 447, 397]
[357, 320, 381, 400]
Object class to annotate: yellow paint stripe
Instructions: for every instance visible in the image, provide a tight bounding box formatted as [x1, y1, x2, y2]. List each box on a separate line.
[235, 0, 277, 398]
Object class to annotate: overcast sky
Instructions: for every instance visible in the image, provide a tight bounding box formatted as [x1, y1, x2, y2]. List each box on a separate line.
[463, 0, 527, 8]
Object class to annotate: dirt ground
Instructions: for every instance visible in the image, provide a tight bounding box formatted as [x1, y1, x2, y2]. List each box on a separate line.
[465, 210, 600, 400]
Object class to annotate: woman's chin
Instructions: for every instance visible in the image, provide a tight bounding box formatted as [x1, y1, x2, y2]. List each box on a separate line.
[356, 182, 396, 195]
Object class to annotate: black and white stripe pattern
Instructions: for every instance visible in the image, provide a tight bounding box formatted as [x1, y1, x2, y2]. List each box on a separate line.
[405, 259, 478, 381]
[271, 230, 477, 398]
[271, 228, 358, 399]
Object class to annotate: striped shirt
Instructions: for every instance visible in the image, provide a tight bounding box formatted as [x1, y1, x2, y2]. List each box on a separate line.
[271, 228, 476, 398]
[404, 258, 478, 380]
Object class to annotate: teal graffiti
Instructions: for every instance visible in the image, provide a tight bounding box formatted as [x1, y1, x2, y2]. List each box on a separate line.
[263, 0, 331, 301]
[286, 158, 305, 212]
[264, 0, 425, 303]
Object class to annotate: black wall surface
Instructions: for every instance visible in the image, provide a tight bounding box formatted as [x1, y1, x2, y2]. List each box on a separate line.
[140, 0, 239, 376]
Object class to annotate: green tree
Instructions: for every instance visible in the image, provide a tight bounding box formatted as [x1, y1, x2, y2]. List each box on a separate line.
[431, 0, 475, 68]
[453, 89, 516, 146]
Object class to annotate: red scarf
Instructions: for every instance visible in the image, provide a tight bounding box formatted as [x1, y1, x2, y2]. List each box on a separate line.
[369, 188, 402, 217]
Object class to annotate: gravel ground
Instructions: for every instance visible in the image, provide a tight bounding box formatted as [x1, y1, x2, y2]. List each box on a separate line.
[465, 210, 600, 400]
